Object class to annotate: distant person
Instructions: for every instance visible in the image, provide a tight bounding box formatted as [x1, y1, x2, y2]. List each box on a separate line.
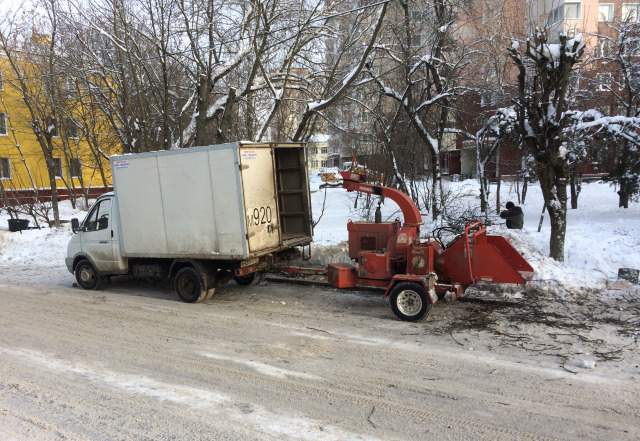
[500, 201, 524, 229]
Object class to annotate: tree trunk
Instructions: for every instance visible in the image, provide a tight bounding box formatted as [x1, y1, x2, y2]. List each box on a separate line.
[476, 139, 488, 212]
[216, 87, 237, 143]
[194, 73, 211, 146]
[520, 157, 528, 204]
[538, 165, 567, 261]
[495, 144, 501, 214]
[618, 181, 631, 208]
[570, 172, 578, 209]
[479, 184, 487, 212]
[45, 154, 61, 228]
[547, 204, 567, 261]
[431, 150, 441, 220]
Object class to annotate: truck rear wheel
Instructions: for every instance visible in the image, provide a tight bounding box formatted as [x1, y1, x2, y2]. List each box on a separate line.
[174, 267, 209, 303]
[389, 282, 431, 322]
[233, 272, 256, 286]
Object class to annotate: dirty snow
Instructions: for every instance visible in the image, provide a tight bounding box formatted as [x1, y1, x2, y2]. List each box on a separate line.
[0, 346, 379, 441]
[197, 352, 322, 380]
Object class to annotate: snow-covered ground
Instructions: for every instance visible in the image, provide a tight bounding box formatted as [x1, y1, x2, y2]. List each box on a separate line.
[1, 175, 638, 290]
[0, 202, 86, 268]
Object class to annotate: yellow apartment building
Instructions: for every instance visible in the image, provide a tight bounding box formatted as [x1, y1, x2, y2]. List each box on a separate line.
[0, 58, 117, 197]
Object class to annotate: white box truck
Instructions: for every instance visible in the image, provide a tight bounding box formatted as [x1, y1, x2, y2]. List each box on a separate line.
[66, 142, 312, 302]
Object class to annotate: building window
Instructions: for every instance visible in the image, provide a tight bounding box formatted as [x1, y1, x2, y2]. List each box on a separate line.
[0, 158, 10, 179]
[321, 147, 328, 154]
[622, 3, 640, 22]
[565, 3, 581, 19]
[596, 73, 613, 91]
[70, 158, 81, 178]
[52, 158, 63, 177]
[0, 71, 3, 91]
[548, 6, 564, 24]
[554, 8, 561, 23]
[599, 4, 615, 21]
[66, 119, 79, 138]
[0, 113, 6, 135]
[596, 38, 611, 58]
[47, 119, 58, 137]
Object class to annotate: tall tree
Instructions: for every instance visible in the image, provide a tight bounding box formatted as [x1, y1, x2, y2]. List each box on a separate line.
[508, 31, 585, 261]
[366, 0, 470, 219]
[597, 19, 640, 207]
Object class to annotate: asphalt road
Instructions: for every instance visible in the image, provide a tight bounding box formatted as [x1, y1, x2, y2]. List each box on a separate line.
[0, 268, 638, 441]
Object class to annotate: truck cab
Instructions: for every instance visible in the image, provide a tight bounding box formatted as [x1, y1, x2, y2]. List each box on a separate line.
[66, 192, 127, 289]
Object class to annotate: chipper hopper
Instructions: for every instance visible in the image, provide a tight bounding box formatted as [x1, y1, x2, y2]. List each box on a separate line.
[323, 168, 533, 321]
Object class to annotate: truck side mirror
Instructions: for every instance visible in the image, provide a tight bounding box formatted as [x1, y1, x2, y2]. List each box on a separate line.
[71, 218, 80, 233]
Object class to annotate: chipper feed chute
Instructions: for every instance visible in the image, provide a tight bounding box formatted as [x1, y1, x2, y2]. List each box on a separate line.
[438, 222, 534, 287]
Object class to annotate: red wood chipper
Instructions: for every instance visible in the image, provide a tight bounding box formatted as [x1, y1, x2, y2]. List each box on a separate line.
[318, 168, 533, 321]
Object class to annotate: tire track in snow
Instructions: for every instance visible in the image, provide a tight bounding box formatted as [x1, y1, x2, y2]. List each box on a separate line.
[0, 346, 380, 441]
[197, 351, 323, 381]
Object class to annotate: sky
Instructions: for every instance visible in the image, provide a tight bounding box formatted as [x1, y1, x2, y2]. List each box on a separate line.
[2, 0, 33, 13]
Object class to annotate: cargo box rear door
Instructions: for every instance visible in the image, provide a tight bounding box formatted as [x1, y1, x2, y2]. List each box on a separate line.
[240, 147, 280, 253]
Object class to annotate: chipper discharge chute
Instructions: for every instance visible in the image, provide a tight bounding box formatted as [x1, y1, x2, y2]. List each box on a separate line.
[324, 168, 534, 321]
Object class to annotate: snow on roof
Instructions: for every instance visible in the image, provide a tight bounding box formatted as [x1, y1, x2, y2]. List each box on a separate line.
[308, 134, 330, 143]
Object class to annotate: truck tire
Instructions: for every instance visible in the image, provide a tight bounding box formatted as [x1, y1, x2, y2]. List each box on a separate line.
[389, 282, 432, 322]
[174, 266, 209, 303]
[233, 272, 256, 286]
[75, 259, 104, 290]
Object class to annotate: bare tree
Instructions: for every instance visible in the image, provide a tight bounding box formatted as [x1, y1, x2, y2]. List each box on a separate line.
[365, 0, 470, 219]
[594, 19, 640, 207]
[0, 1, 71, 227]
[507, 31, 585, 261]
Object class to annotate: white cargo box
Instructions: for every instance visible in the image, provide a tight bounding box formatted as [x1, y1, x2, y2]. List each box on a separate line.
[110, 142, 312, 260]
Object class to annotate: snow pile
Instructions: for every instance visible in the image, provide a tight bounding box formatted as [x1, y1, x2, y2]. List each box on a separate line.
[507, 182, 640, 287]
[0, 201, 88, 267]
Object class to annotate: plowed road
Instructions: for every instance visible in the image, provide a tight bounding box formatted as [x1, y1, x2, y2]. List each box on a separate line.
[0, 269, 638, 440]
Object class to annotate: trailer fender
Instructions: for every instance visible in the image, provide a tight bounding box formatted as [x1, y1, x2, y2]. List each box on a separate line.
[384, 274, 438, 304]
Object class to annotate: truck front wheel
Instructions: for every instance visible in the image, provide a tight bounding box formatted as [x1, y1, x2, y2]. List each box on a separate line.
[174, 267, 209, 303]
[75, 260, 103, 290]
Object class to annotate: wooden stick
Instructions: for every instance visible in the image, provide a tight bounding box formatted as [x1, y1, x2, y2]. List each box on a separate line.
[537, 203, 546, 232]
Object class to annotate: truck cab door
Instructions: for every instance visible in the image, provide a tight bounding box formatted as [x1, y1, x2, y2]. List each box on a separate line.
[81, 197, 116, 272]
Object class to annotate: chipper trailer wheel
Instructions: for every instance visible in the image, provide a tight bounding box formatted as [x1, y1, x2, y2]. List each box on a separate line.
[389, 282, 432, 322]
[174, 267, 211, 303]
